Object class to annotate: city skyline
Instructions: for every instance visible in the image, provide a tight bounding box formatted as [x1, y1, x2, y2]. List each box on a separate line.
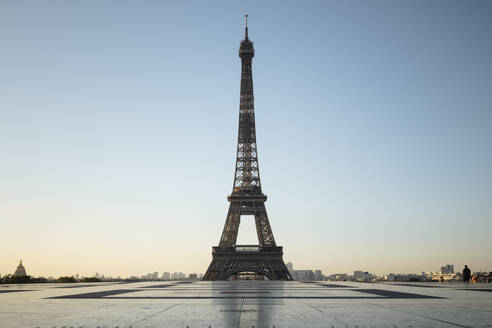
[1, 1, 492, 278]
[4, 258, 484, 282]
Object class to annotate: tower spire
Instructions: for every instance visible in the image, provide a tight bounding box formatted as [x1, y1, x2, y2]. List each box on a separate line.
[245, 14, 248, 39]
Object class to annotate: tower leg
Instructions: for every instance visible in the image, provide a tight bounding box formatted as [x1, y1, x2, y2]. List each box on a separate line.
[218, 202, 241, 247]
[253, 202, 276, 246]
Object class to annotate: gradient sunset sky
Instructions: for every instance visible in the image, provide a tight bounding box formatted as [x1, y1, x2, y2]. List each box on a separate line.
[1, 0, 491, 278]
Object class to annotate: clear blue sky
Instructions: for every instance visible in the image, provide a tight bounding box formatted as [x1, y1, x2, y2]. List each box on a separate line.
[1, 0, 491, 277]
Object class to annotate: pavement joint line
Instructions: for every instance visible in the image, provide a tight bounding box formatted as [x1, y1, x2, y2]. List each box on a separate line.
[129, 303, 178, 326]
[458, 289, 492, 293]
[29, 304, 115, 324]
[140, 284, 178, 289]
[368, 302, 469, 328]
[448, 304, 492, 314]
[221, 291, 270, 294]
[83, 296, 398, 299]
[236, 297, 245, 328]
[135, 288, 346, 291]
[292, 294, 350, 327]
[306, 303, 324, 313]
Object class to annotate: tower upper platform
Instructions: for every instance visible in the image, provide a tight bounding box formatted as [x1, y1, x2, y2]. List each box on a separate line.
[239, 15, 254, 57]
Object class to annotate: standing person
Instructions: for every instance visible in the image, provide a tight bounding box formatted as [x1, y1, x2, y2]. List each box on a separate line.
[463, 265, 471, 283]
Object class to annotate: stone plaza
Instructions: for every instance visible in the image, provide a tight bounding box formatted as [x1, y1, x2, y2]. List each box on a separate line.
[1, 280, 492, 327]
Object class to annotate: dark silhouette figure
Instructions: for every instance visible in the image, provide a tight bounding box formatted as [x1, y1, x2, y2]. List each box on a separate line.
[463, 265, 471, 283]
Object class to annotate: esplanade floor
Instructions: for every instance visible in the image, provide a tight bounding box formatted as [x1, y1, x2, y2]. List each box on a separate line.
[1, 280, 492, 327]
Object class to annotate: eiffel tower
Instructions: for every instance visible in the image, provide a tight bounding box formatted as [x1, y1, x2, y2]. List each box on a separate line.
[203, 16, 292, 281]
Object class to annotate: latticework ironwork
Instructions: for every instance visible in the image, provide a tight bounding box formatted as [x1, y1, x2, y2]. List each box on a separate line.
[203, 16, 292, 281]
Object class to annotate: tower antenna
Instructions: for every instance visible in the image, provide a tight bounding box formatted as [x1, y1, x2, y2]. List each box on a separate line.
[245, 14, 248, 38]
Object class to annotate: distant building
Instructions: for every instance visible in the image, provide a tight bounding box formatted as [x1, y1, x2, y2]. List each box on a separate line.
[189, 273, 198, 280]
[162, 272, 171, 280]
[353, 271, 363, 279]
[292, 270, 315, 281]
[170, 272, 186, 280]
[386, 273, 395, 281]
[386, 273, 427, 282]
[286, 262, 293, 273]
[354, 271, 372, 281]
[328, 273, 347, 281]
[143, 272, 159, 280]
[14, 260, 27, 277]
[441, 264, 454, 274]
[314, 270, 323, 281]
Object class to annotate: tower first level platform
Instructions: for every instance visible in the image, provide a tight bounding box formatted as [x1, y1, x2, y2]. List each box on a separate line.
[203, 246, 291, 281]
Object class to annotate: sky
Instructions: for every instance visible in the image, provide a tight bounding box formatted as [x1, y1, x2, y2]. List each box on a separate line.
[1, 0, 491, 278]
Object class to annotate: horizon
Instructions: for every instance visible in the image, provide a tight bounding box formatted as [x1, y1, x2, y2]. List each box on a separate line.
[1, 1, 491, 279]
[5, 258, 482, 279]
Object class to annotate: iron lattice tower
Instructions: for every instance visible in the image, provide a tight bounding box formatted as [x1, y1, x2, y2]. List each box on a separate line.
[203, 16, 292, 281]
